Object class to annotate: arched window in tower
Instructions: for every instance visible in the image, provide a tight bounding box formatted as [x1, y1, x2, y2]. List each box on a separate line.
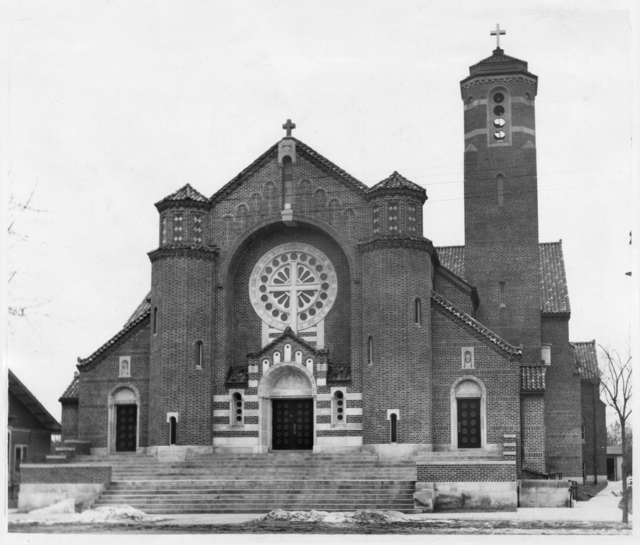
[282, 156, 294, 210]
[314, 189, 326, 219]
[298, 179, 312, 214]
[499, 282, 506, 307]
[195, 341, 203, 369]
[414, 298, 422, 325]
[328, 199, 341, 227]
[169, 416, 177, 445]
[265, 182, 277, 215]
[497, 175, 505, 207]
[368, 336, 374, 365]
[390, 413, 398, 443]
[161, 216, 168, 245]
[153, 307, 158, 335]
[488, 87, 511, 145]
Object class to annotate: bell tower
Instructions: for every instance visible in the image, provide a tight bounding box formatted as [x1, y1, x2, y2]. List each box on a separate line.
[460, 28, 541, 364]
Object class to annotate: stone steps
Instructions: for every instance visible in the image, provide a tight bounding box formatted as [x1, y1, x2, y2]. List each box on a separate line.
[107, 479, 413, 491]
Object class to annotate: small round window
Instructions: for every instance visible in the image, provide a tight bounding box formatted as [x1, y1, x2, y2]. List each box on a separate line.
[493, 92, 505, 104]
[493, 118, 506, 128]
[494, 131, 506, 141]
[493, 105, 505, 116]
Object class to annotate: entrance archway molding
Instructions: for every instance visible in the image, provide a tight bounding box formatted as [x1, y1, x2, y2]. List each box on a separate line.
[107, 384, 141, 454]
[257, 362, 317, 453]
[450, 376, 487, 451]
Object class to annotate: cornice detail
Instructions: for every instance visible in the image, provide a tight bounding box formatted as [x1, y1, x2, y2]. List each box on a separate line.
[148, 244, 219, 263]
[358, 235, 435, 255]
[461, 75, 537, 91]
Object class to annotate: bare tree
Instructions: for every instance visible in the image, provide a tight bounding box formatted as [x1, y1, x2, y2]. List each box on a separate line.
[586, 346, 633, 523]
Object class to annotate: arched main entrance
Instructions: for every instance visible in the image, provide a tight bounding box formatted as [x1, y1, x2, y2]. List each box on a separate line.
[450, 376, 487, 450]
[257, 363, 317, 452]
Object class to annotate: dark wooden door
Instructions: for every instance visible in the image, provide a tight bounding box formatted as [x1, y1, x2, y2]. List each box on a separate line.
[115, 404, 137, 452]
[272, 399, 313, 450]
[457, 398, 481, 449]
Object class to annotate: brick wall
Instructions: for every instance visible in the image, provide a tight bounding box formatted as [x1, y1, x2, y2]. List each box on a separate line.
[361, 241, 433, 445]
[461, 75, 541, 365]
[149, 251, 216, 446]
[581, 380, 607, 479]
[418, 463, 516, 482]
[433, 269, 475, 317]
[20, 464, 111, 484]
[61, 403, 78, 442]
[521, 394, 546, 473]
[78, 321, 151, 449]
[431, 305, 520, 455]
[542, 316, 582, 477]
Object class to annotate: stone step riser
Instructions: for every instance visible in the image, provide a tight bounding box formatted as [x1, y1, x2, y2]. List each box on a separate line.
[103, 488, 414, 495]
[97, 495, 415, 504]
[94, 503, 415, 511]
[109, 483, 415, 491]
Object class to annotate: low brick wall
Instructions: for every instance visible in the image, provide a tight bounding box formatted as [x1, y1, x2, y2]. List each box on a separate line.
[519, 479, 570, 508]
[18, 464, 111, 512]
[417, 462, 516, 482]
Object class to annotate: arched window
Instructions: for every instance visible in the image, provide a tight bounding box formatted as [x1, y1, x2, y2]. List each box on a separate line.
[153, 307, 158, 335]
[333, 390, 346, 427]
[169, 416, 177, 445]
[298, 179, 312, 214]
[282, 156, 293, 209]
[231, 392, 243, 426]
[390, 413, 398, 443]
[236, 204, 249, 230]
[328, 199, 341, 226]
[497, 175, 505, 207]
[195, 341, 203, 369]
[488, 87, 511, 145]
[414, 298, 422, 325]
[368, 336, 374, 365]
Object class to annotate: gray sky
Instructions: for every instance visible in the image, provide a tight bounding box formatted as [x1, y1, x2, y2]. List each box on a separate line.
[2, 0, 637, 422]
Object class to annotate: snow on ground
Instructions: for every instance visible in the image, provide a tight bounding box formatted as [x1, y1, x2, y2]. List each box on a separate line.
[261, 509, 408, 524]
[12, 505, 165, 525]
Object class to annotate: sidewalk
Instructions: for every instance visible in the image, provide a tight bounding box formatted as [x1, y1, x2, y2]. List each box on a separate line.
[7, 480, 631, 527]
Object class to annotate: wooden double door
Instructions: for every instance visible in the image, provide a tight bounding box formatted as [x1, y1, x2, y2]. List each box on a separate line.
[457, 398, 481, 449]
[272, 399, 313, 450]
[115, 404, 137, 452]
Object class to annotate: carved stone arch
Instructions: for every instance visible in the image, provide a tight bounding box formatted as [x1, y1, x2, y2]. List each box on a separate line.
[107, 384, 141, 454]
[257, 362, 318, 452]
[450, 375, 487, 450]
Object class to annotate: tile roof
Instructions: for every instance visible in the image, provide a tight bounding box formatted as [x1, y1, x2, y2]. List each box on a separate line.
[124, 292, 151, 327]
[59, 375, 79, 402]
[539, 242, 571, 314]
[368, 171, 426, 194]
[156, 183, 209, 207]
[9, 370, 61, 432]
[436, 246, 465, 277]
[521, 366, 546, 392]
[435, 243, 571, 314]
[77, 308, 150, 367]
[574, 340, 600, 380]
[431, 291, 522, 360]
[210, 138, 367, 205]
[472, 48, 528, 68]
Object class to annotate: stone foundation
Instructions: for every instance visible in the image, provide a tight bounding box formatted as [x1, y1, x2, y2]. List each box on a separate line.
[433, 482, 517, 510]
[519, 480, 571, 508]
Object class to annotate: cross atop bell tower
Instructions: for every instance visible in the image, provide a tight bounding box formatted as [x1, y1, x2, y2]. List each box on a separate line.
[490, 24, 506, 50]
[282, 119, 296, 137]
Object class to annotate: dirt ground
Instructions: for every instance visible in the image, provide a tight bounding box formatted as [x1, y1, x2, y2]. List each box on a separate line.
[8, 519, 632, 535]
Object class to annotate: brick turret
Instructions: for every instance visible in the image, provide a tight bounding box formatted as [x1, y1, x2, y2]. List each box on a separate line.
[460, 48, 541, 364]
[359, 173, 434, 453]
[147, 184, 218, 447]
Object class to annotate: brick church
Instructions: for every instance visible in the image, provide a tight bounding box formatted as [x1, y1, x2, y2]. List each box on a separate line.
[59, 38, 607, 495]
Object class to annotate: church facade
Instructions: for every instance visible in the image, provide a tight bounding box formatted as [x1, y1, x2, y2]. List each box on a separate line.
[60, 44, 602, 484]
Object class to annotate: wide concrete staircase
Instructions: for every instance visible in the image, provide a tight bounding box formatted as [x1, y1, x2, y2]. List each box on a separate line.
[82, 452, 418, 514]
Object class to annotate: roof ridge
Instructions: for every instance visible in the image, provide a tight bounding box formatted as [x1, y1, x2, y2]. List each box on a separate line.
[78, 309, 151, 367]
[368, 170, 425, 194]
[431, 291, 522, 360]
[248, 326, 328, 358]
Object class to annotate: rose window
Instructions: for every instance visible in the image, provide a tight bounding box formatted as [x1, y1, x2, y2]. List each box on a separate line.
[249, 243, 338, 332]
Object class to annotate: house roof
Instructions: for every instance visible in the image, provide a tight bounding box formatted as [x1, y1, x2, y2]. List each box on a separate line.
[431, 291, 522, 360]
[574, 340, 600, 380]
[472, 48, 528, 69]
[210, 138, 368, 204]
[77, 308, 150, 368]
[521, 366, 546, 392]
[59, 374, 79, 403]
[367, 171, 426, 196]
[435, 242, 571, 314]
[8, 369, 61, 432]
